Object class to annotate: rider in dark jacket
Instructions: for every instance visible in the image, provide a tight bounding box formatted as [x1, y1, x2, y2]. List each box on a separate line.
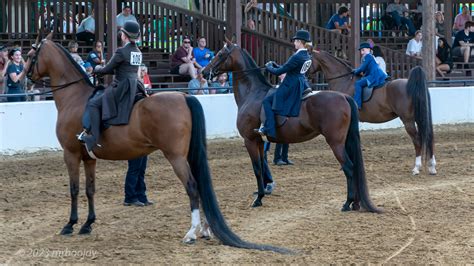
[257, 29, 313, 138]
[79, 21, 146, 151]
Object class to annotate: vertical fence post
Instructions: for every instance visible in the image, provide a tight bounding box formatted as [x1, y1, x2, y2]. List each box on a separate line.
[226, 0, 241, 45]
[350, 0, 360, 67]
[422, 0, 435, 81]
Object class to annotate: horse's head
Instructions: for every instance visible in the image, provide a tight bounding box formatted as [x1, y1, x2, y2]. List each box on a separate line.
[307, 50, 323, 77]
[308, 50, 352, 80]
[201, 38, 242, 80]
[27, 32, 53, 82]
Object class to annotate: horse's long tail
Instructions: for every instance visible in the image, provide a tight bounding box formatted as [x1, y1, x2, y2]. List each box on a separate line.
[406, 66, 434, 162]
[344, 96, 382, 213]
[184, 95, 292, 254]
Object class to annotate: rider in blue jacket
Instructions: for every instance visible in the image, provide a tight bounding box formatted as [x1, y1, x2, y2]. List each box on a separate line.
[352, 42, 388, 109]
[258, 29, 313, 138]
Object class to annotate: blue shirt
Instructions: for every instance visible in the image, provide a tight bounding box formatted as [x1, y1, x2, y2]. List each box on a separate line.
[86, 51, 103, 69]
[325, 14, 348, 30]
[193, 47, 214, 67]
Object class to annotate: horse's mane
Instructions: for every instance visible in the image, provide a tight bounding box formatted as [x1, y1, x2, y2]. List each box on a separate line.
[240, 48, 273, 88]
[51, 42, 95, 87]
[320, 50, 352, 70]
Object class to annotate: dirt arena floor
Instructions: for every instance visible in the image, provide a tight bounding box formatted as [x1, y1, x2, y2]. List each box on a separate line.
[0, 124, 473, 264]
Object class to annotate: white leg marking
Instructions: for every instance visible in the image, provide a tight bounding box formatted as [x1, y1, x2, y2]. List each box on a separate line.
[428, 155, 437, 175]
[199, 217, 213, 240]
[183, 209, 201, 244]
[412, 156, 422, 175]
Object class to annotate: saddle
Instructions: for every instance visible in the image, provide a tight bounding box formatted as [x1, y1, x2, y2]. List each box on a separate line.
[362, 82, 387, 103]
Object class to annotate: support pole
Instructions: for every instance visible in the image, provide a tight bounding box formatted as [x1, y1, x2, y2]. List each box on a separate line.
[444, 0, 453, 40]
[350, 0, 360, 66]
[422, 0, 435, 81]
[227, 0, 242, 45]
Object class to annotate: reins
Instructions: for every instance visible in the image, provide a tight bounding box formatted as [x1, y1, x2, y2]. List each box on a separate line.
[326, 72, 353, 81]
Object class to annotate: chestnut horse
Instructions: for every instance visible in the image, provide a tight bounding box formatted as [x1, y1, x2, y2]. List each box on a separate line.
[309, 51, 436, 175]
[202, 41, 381, 213]
[25, 35, 288, 253]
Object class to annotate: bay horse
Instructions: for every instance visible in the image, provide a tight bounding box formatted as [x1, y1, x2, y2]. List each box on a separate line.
[309, 50, 436, 175]
[25, 34, 288, 253]
[202, 40, 381, 213]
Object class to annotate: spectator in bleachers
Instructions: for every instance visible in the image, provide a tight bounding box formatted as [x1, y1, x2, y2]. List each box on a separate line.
[187, 71, 208, 95]
[76, 9, 95, 45]
[86, 41, 105, 69]
[435, 11, 445, 37]
[453, 5, 472, 35]
[372, 46, 387, 74]
[452, 21, 474, 64]
[6, 48, 30, 102]
[116, 6, 138, 30]
[406, 30, 422, 58]
[38, 6, 56, 32]
[62, 12, 77, 34]
[68, 41, 84, 67]
[139, 64, 152, 89]
[193, 37, 214, 68]
[242, 18, 259, 59]
[0, 44, 8, 99]
[386, 0, 416, 36]
[325, 6, 351, 35]
[436, 37, 453, 78]
[210, 73, 231, 94]
[171, 37, 199, 79]
[82, 62, 94, 83]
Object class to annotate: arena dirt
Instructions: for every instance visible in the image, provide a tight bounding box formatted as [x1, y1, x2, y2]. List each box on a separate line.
[0, 124, 473, 263]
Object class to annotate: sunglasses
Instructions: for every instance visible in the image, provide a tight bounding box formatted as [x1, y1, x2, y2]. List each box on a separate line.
[183, 41, 191, 44]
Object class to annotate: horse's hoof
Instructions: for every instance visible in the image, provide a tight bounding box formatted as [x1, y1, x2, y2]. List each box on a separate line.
[429, 168, 437, 175]
[341, 205, 351, 212]
[352, 202, 361, 211]
[78, 225, 92, 235]
[60, 225, 74, 235]
[252, 198, 263, 208]
[412, 167, 420, 175]
[200, 235, 211, 240]
[183, 238, 196, 244]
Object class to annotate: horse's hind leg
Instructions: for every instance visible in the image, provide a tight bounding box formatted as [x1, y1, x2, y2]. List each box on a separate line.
[165, 153, 201, 244]
[402, 119, 422, 175]
[79, 158, 97, 235]
[60, 150, 81, 235]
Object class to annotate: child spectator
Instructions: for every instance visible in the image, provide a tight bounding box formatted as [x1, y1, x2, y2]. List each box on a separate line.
[139, 64, 152, 89]
[68, 41, 84, 67]
[211, 72, 231, 94]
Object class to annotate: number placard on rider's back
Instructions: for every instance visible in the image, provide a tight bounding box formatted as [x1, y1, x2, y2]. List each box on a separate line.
[130, 52, 142, 66]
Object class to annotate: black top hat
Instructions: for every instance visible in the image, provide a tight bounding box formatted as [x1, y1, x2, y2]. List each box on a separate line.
[120, 21, 141, 40]
[291, 30, 311, 42]
[358, 42, 372, 50]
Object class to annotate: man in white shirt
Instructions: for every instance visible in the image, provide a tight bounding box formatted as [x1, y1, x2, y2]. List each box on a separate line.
[116, 6, 138, 29]
[76, 9, 95, 45]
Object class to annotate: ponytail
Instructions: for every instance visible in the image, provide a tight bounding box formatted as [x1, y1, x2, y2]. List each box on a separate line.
[304, 42, 313, 50]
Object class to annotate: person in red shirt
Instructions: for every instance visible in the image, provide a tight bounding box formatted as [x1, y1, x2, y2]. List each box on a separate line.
[139, 64, 152, 89]
[170, 36, 200, 79]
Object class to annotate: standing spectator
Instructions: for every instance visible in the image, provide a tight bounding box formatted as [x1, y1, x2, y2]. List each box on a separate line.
[123, 156, 153, 207]
[453, 5, 472, 35]
[452, 21, 474, 64]
[372, 46, 387, 74]
[6, 48, 30, 102]
[0, 44, 9, 99]
[139, 64, 152, 89]
[187, 71, 208, 95]
[116, 6, 138, 29]
[386, 0, 416, 36]
[406, 30, 422, 58]
[436, 37, 453, 77]
[325, 6, 351, 35]
[193, 37, 214, 68]
[76, 9, 95, 45]
[210, 72, 231, 94]
[86, 41, 105, 69]
[435, 11, 445, 37]
[68, 41, 84, 67]
[170, 37, 199, 79]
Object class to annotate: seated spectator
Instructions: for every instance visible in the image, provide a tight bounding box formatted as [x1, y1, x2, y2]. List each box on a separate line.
[193, 37, 214, 68]
[68, 41, 84, 67]
[210, 73, 231, 94]
[116, 6, 138, 30]
[187, 71, 208, 95]
[76, 9, 95, 45]
[325, 6, 351, 35]
[139, 64, 152, 89]
[436, 37, 453, 77]
[0, 44, 9, 99]
[435, 11, 445, 37]
[452, 21, 474, 63]
[372, 46, 387, 74]
[453, 5, 472, 35]
[6, 48, 30, 102]
[86, 41, 105, 69]
[406, 30, 422, 58]
[386, 0, 416, 36]
[170, 37, 199, 79]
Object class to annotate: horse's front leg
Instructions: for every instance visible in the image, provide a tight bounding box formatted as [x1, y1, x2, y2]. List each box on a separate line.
[60, 150, 81, 235]
[79, 158, 97, 234]
[244, 138, 271, 207]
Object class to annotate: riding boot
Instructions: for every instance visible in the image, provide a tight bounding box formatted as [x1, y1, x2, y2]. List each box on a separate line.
[82, 105, 102, 151]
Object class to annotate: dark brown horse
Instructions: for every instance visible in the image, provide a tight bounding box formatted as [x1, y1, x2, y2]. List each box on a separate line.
[25, 34, 289, 253]
[309, 50, 436, 175]
[202, 41, 381, 213]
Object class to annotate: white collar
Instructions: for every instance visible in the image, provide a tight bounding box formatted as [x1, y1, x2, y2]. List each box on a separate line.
[296, 48, 307, 54]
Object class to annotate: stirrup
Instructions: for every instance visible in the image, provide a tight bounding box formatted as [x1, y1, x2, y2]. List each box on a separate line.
[77, 129, 88, 143]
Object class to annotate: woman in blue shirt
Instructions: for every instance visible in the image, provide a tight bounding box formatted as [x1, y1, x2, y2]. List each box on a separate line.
[6, 48, 30, 102]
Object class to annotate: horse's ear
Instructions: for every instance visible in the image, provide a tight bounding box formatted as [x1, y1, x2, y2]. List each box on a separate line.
[45, 31, 53, 40]
[230, 35, 236, 44]
[224, 36, 232, 45]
